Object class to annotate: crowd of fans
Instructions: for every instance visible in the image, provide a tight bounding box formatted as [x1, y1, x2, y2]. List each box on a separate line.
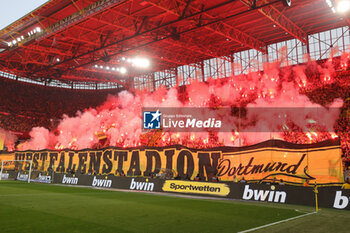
[0, 78, 120, 132]
[291, 62, 350, 166]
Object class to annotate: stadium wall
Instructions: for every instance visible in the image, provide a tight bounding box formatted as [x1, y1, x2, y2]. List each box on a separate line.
[1, 165, 349, 211]
[48, 174, 350, 211]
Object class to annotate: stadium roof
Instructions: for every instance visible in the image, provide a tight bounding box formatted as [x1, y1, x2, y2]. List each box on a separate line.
[0, 0, 347, 87]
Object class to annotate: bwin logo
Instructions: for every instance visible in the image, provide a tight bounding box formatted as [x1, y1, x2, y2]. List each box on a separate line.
[92, 176, 112, 188]
[143, 110, 161, 129]
[242, 185, 286, 203]
[1, 173, 9, 179]
[17, 173, 29, 181]
[130, 178, 154, 191]
[333, 191, 350, 209]
[33, 173, 51, 183]
[62, 175, 78, 185]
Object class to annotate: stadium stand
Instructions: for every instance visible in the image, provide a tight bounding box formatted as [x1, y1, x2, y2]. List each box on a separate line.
[0, 78, 121, 132]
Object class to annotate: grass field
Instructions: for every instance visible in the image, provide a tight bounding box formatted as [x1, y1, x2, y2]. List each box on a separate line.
[0, 181, 349, 233]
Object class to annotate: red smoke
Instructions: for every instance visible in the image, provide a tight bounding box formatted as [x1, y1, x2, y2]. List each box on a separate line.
[17, 50, 350, 151]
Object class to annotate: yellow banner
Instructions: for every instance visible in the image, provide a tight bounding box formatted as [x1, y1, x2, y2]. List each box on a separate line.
[0, 140, 343, 184]
[0, 131, 5, 151]
[162, 180, 230, 196]
[217, 145, 343, 184]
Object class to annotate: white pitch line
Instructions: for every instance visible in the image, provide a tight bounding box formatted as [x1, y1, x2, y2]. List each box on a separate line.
[237, 211, 317, 233]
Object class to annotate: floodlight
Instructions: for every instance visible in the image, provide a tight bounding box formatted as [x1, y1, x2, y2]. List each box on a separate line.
[132, 57, 150, 68]
[337, 0, 350, 13]
[120, 67, 127, 74]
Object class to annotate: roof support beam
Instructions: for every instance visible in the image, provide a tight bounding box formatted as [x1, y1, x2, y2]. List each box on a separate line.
[23, 45, 72, 57]
[45, 0, 238, 70]
[36, 0, 282, 75]
[13, 0, 129, 49]
[240, 0, 307, 44]
[180, 0, 193, 18]
[61, 0, 262, 66]
[147, 0, 267, 52]
[85, 12, 215, 64]
[104, 7, 220, 59]
[72, 69, 128, 86]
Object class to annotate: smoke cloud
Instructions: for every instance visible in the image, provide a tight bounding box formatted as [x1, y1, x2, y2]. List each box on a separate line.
[17, 51, 349, 150]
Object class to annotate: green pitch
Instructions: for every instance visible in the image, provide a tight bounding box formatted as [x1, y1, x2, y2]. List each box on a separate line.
[0, 181, 348, 233]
